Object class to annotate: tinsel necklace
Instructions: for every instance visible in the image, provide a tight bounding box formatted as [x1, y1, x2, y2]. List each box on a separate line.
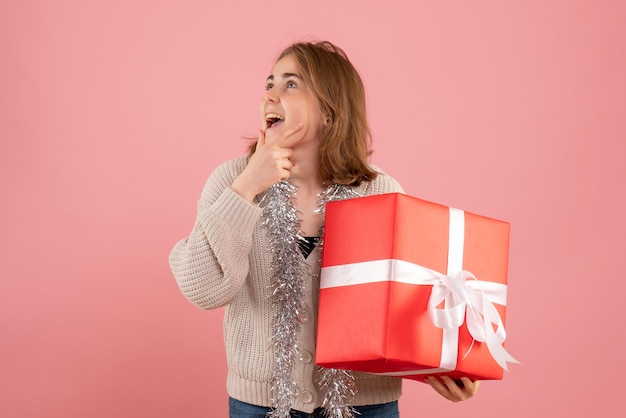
[260, 179, 360, 418]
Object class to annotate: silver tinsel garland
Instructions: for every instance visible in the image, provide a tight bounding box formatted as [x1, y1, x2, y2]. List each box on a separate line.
[260, 180, 360, 418]
[315, 184, 361, 418]
[261, 180, 308, 418]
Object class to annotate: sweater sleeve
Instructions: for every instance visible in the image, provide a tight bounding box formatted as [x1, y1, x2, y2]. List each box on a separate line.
[169, 158, 262, 310]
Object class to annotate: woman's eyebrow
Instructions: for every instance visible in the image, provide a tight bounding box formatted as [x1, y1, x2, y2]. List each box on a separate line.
[266, 73, 301, 82]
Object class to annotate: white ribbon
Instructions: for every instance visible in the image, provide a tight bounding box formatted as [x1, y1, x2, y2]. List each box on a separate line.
[320, 208, 519, 374]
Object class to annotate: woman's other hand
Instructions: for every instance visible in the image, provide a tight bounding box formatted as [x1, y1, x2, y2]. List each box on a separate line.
[425, 376, 480, 402]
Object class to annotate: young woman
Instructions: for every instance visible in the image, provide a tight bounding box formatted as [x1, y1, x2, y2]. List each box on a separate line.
[169, 41, 479, 418]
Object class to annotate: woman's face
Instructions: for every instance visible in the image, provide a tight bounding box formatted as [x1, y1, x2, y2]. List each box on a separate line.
[260, 54, 324, 147]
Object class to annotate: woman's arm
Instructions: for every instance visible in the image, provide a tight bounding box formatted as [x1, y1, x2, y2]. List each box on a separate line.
[169, 158, 262, 309]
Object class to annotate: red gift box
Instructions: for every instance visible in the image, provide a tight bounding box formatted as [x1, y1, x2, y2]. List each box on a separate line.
[315, 193, 518, 381]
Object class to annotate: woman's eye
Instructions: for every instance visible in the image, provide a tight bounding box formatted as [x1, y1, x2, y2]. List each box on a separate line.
[287, 81, 297, 88]
[265, 83, 274, 90]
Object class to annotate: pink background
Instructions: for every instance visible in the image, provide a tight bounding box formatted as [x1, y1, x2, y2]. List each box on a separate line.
[2, 1, 624, 417]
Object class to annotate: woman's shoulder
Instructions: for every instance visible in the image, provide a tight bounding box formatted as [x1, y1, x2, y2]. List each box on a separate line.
[213, 155, 249, 177]
[357, 165, 404, 196]
[206, 155, 249, 183]
[200, 155, 248, 200]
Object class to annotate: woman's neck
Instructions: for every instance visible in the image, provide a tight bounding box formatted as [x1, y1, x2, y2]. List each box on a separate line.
[288, 143, 324, 193]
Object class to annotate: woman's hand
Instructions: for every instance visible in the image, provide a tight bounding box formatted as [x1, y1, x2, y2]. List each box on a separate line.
[231, 124, 304, 202]
[425, 376, 480, 402]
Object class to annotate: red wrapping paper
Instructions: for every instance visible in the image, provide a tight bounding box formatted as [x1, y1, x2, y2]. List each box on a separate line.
[315, 192, 512, 381]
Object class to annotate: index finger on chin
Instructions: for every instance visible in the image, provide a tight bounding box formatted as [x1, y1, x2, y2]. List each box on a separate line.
[279, 123, 304, 148]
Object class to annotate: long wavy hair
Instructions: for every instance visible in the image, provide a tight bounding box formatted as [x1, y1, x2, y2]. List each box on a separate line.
[248, 41, 378, 186]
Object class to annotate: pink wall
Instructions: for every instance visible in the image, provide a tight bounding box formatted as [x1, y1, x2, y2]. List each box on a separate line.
[2, 1, 624, 417]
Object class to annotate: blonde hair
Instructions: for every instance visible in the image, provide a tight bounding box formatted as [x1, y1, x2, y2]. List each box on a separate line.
[249, 40, 377, 186]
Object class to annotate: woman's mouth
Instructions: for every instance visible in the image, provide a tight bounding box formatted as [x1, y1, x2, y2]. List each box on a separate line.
[265, 112, 285, 129]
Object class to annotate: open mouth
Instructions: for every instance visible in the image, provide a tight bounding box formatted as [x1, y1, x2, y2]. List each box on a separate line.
[265, 112, 285, 129]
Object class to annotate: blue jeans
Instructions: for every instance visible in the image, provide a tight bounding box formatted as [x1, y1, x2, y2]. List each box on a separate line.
[228, 397, 399, 417]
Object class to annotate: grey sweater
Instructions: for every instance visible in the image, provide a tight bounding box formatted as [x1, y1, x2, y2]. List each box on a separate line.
[169, 156, 404, 413]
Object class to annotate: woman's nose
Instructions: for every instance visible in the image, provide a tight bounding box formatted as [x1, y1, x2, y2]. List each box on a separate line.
[264, 92, 279, 103]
